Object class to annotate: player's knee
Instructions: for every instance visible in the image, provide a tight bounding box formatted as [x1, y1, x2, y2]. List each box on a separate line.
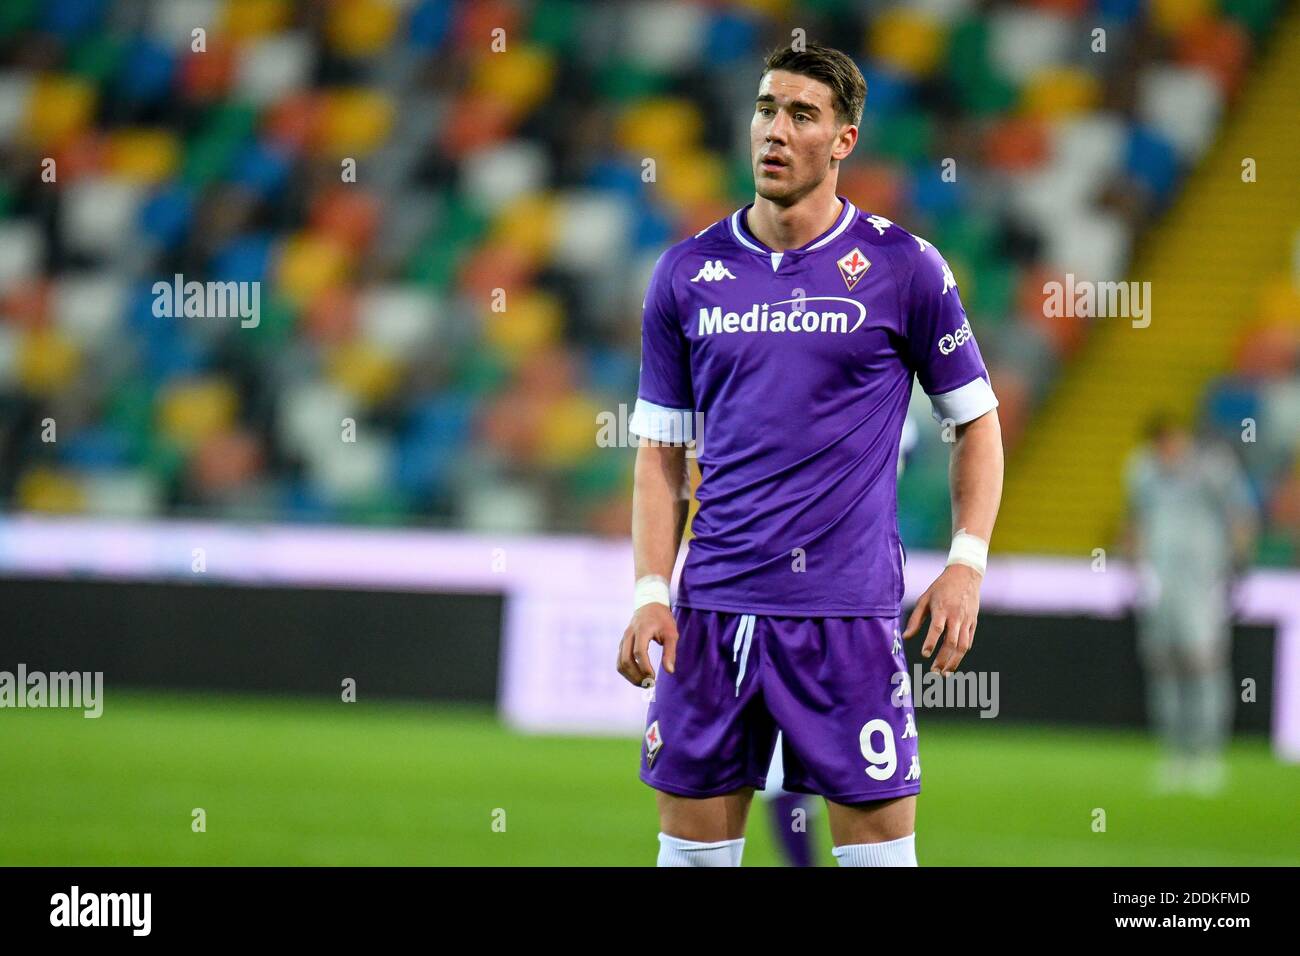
[656, 790, 749, 843]
[1185, 643, 1228, 675]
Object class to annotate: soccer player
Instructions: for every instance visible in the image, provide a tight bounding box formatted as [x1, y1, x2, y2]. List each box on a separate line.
[616, 42, 1005, 867]
[1123, 414, 1257, 796]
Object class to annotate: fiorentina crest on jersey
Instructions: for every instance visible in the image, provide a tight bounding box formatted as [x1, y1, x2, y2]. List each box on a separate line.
[837, 247, 871, 291]
[644, 720, 663, 767]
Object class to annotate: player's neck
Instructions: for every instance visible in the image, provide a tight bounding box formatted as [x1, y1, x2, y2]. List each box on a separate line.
[746, 190, 844, 252]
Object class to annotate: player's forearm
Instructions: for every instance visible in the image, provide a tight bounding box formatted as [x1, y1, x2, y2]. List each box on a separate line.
[948, 409, 1004, 543]
[1119, 511, 1140, 563]
[632, 442, 691, 580]
[1231, 515, 1258, 566]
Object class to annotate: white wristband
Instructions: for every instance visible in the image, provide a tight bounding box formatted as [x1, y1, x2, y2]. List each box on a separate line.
[946, 530, 988, 576]
[633, 574, 671, 610]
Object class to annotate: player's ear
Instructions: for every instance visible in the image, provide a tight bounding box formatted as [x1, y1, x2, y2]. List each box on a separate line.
[832, 123, 858, 162]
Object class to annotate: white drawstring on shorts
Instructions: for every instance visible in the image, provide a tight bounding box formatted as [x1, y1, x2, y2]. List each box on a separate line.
[732, 614, 756, 697]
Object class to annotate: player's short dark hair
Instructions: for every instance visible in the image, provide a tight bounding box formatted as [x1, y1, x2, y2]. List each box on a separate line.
[1144, 410, 1186, 442]
[762, 42, 866, 129]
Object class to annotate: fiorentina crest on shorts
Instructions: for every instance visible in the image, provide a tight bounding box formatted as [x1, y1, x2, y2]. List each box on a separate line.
[644, 720, 663, 768]
[837, 247, 871, 291]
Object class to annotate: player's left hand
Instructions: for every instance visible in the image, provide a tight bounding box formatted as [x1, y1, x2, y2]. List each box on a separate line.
[902, 564, 982, 675]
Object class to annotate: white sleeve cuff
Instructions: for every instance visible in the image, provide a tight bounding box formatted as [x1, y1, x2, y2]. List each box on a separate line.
[628, 398, 695, 442]
[928, 377, 999, 425]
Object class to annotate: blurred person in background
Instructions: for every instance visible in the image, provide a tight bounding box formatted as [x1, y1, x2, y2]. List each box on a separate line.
[1123, 413, 1259, 797]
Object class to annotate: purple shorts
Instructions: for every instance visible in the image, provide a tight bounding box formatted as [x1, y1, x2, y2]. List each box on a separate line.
[641, 606, 921, 804]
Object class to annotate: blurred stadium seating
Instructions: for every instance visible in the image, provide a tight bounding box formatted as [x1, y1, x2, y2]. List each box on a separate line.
[0, 0, 1295, 565]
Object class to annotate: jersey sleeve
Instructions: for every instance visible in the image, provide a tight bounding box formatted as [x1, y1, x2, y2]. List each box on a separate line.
[903, 243, 999, 425]
[1210, 447, 1257, 525]
[629, 248, 695, 442]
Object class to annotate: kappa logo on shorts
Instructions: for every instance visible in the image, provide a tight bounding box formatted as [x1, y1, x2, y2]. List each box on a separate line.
[644, 720, 663, 768]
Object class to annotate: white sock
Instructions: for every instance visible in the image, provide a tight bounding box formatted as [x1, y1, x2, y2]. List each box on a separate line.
[657, 833, 745, 867]
[730, 837, 745, 867]
[832, 833, 917, 867]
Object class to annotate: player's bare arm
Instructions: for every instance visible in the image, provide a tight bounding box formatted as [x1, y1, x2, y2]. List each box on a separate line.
[903, 408, 1004, 675]
[617, 441, 690, 687]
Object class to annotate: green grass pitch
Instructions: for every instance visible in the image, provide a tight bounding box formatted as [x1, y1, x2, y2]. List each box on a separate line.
[2, 691, 1297, 866]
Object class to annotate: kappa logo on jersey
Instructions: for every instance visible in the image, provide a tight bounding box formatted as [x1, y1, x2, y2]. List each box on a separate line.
[690, 260, 736, 282]
[866, 214, 894, 236]
[837, 247, 871, 291]
[644, 720, 663, 767]
[938, 318, 973, 355]
[940, 262, 957, 295]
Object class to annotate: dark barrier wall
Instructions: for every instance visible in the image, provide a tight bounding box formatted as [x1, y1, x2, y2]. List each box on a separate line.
[0, 578, 1277, 731]
[0, 577, 503, 703]
[902, 610, 1275, 732]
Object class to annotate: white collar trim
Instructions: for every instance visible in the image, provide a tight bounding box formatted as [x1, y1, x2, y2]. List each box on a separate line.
[806, 199, 856, 250]
[729, 199, 857, 256]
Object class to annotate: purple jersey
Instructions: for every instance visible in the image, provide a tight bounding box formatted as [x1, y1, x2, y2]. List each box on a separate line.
[629, 196, 998, 616]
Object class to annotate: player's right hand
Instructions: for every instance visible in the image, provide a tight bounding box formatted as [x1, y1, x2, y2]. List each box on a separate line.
[617, 604, 679, 687]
